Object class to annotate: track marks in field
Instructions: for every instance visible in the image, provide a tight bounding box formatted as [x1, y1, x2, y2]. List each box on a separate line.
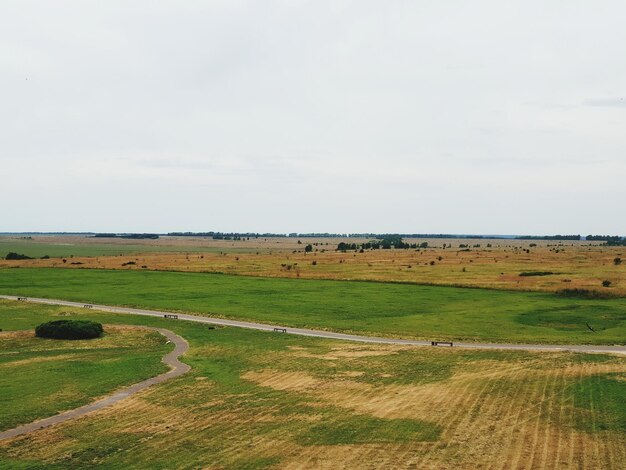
[245, 351, 626, 469]
[2, 343, 624, 469]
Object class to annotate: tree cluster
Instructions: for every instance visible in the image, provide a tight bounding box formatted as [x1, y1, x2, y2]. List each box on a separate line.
[35, 320, 103, 340]
[586, 235, 626, 246]
[5, 252, 33, 260]
[337, 237, 427, 251]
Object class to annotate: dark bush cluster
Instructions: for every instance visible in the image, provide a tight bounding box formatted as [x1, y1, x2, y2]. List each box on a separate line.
[35, 320, 103, 340]
[556, 288, 614, 299]
[5, 252, 33, 260]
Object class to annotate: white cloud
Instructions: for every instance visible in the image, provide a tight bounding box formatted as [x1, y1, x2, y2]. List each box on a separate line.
[1, 0, 625, 234]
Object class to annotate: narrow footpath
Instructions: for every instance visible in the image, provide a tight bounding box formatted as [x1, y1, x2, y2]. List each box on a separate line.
[0, 327, 190, 440]
[2, 295, 624, 355]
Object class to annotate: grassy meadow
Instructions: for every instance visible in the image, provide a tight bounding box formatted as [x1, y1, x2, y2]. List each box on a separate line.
[0, 299, 624, 469]
[0, 306, 169, 432]
[3, 235, 624, 296]
[0, 236, 261, 259]
[0, 268, 625, 344]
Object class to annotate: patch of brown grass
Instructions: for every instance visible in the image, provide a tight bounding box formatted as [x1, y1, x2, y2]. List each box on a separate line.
[3, 236, 624, 295]
[2, 335, 624, 469]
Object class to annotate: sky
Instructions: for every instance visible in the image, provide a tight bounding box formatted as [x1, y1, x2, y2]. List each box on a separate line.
[1, 1, 625, 235]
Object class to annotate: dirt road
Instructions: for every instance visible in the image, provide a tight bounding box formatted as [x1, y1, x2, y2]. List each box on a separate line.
[2, 295, 624, 355]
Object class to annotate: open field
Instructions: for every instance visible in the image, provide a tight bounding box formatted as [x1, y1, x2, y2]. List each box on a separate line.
[0, 299, 624, 469]
[1, 268, 625, 345]
[2, 235, 623, 296]
[0, 319, 169, 432]
[0, 236, 256, 258]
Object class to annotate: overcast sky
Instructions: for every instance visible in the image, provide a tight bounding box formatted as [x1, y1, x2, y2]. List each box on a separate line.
[1, 1, 625, 234]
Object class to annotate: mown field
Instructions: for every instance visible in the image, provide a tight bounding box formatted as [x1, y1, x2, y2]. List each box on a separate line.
[3, 235, 623, 296]
[0, 300, 624, 469]
[0, 268, 625, 345]
[0, 315, 169, 432]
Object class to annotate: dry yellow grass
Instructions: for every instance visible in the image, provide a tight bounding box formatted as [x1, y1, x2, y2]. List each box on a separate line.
[4, 237, 624, 295]
[2, 336, 624, 469]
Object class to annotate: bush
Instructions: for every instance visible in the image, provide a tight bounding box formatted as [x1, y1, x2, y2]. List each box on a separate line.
[519, 271, 554, 277]
[35, 320, 103, 340]
[602, 280, 612, 288]
[5, 252, 32, 260]
[614, 257, 622, 265]
[556, 288, 614, 299]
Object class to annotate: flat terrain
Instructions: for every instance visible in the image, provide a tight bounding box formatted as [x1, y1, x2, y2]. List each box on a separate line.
[0, 327, 188, 441]
[2, 236, 624, 468]
[0, 319, 169, 432]
[0, 268, 624, 344]
[0, 236, 246, 258]
[2, 235, 624, 295]
[1, 300, 624, 469]
[4, 295, 623, 356]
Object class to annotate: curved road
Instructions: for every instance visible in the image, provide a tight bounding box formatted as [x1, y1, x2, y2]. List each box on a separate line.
[0, 327, 190, 440]
[1, 295, 624, 355]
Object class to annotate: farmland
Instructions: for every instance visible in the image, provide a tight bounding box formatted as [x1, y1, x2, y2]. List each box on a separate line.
[0, 268, 625, 345]
[1, 299, 624, 469]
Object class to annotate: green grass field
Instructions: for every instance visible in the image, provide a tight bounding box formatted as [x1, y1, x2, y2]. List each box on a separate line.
[0, 299, 624, 469]
[0, 268, 625, 344]
[0, 238, 247, 259]
[0, 304, 169, 432]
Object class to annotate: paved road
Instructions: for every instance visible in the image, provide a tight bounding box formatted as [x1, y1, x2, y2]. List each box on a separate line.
[2, 295, 624, 355]
[0, 327, 190, 440]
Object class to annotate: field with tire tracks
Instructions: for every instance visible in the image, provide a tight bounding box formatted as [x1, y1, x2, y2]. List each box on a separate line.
[1, 300, 624, 469]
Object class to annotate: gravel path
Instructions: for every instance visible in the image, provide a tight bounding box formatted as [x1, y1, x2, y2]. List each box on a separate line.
[0, 327, 190, 440]
[2, 295, 624, 355]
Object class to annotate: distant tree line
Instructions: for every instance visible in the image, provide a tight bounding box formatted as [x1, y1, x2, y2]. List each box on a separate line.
[94, 233, 159, 239]
[168, 232, 277, 239]
[586, 235, 626, 245]
[93, 232, 609, 242]
[168, 232, 516, 239]
[516, 235, 581, 240]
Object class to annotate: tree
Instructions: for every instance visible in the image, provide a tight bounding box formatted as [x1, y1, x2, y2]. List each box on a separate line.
[304, 244, 313, 253]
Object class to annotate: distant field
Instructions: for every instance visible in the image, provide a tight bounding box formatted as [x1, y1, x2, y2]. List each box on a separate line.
[0, 300, 624, 469]
[1, 268, 625, 344]
[0, 236, 259, 258]
[3, 235, 623, 296]
[0, 310, 168, 432]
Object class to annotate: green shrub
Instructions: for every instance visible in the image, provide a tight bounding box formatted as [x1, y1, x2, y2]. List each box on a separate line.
[519, 271, 555, 277]
[556, 288, 615, 299]
[35, 320, 103, 340]
[5, 252, 33, 260]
